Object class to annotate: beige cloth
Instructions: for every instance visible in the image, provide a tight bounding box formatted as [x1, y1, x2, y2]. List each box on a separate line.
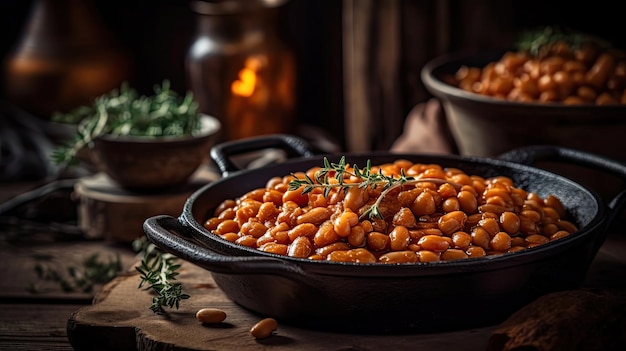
[390, 98, 456, 154]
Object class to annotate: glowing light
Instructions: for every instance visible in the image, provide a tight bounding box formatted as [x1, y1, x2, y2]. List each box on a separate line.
[231, 56, 264, 97]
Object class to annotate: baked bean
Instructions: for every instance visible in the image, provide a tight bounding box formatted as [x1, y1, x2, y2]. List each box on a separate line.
[551, 230, 571, 240]
[526, 234, 550, 246]
[466, 246, 486, 258]
[242, 188, 266, 202]
[438, 183, 458, 198]
[215, 219, 239, 235]
[236, 203, 260, 225]
[237, 235, 259, 248]
[389, 225, 411, 251]
[259, 242, 288, 255]
[218, 207, 236, 220]
[367, 232, 390, 251]
[196, 308, 227, 324]
[471, 227, 491, 250]
[418, 235, 450, 252]
[214, 199, 237, 216]
[457, 190, 478, 214]
[204, 159, 577, 263]
[221, 233, 239, 242]
[441, 248, 469, 261]
[313, 221, 339, 247]
[442, 197, 460, 213]
[316, 242, 350, 257]
[282, 188, 309, 207]
[204, 217, 221, 231]
[478, 204, 508, 215]
[446, 40, 626, 105]
[490, 232, 512, 251]
[451, 231, 472, 249]
[288, 223, 318, 241]
[479, 218, 500, 236]
[297, 207, 331, 225]
[557, 220, 578, 233]
[417, 250, 440, 262]
[542, 223, 559, 237]
[241, 220, 268, 238]
[411, 191, 437, 216]
[379, 250, 419, 264]
[263, 189, 284, 206]
[544, 195, 566, 218]
[334, 210, 359, 237]
[257, 202, 278, 223]
[392, 207, 418, 228]
[510, 236, 526, 247]
[288, 236, 312, 258]
[250, 318, 278, 339]
[438, 211, 467, 235]
[328, 248, 377, 263]
[256, 233, 275, 246]
[344, 186, 370, 212]
[500, 212, 520, 234]
[348, 225, 366, 247]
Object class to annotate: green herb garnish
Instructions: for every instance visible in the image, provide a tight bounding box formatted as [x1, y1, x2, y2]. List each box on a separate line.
[51, 80, 202, 167]
[28, 253, 122, 294]
[134, 236, 189, 315]
[515, 25, 611, 57]
[288, 157, 460, 220]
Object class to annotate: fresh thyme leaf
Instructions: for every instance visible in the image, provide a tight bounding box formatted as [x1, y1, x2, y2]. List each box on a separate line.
[288, 157, 464, 221]
[134, 236, 189, 315]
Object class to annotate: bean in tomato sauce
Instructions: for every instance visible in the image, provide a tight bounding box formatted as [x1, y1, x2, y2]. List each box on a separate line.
[204, 160, 577, 263]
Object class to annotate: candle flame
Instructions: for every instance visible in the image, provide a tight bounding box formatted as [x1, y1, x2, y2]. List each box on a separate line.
[231, 57, 263, 97]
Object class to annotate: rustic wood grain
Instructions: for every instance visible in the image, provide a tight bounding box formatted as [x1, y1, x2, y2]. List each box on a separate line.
[67, 261, 498, 351]
[486, 289, 626, 351]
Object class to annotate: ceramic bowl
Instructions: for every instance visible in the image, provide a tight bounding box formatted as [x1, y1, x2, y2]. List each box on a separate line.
[421, 51, 626, 158]
[90, 114, 221, 190]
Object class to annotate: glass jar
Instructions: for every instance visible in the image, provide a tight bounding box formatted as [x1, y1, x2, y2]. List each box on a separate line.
[186, 0, 297, 141]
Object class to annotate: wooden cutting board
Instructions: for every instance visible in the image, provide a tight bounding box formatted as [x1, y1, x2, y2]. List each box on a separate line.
[66, 261, 497, 351]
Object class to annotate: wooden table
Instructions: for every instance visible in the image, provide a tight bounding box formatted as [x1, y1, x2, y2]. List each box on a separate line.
[1, 180, 626, 351]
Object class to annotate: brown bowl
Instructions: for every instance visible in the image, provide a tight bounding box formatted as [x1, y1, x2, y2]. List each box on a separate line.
[90, 114, 221, 190]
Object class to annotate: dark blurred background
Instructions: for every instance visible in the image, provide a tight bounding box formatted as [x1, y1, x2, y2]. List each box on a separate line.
[0, 0, 623, 153]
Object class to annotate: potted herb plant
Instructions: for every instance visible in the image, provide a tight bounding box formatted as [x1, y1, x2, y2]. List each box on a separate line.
[52, 80, 221, 189]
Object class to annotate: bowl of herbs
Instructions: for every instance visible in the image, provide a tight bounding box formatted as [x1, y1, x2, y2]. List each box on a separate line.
[52, 80, 221, 190]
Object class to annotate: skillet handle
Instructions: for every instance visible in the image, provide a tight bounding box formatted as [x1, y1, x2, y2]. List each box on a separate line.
[210, 134, 315, 177]
[497, 145, 626, 221]
[143, 215, 305, 277]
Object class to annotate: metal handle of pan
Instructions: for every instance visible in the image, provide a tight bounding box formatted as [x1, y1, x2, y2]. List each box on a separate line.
[143, 215, 306, 277]
[210, 134, 316, 178]
[497, 145, 626, 222]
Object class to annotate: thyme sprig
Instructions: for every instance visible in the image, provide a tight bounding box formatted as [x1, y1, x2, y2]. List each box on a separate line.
[134, 237, 190, 315]
[288, 156, 464, 220]
[288, 157, 415, 220]
[28, 253, 122, 294]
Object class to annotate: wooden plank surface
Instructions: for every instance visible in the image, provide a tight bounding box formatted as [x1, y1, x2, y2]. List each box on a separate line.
[2, 181, 626, 351]
[67, 260, 499, 351]
[0, 303, 83, 351]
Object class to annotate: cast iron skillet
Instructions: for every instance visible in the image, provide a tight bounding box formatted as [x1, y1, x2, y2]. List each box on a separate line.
[143, 134, 626, 334]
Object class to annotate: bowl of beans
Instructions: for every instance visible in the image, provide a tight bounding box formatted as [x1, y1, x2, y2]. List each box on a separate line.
[420, 41, 626, 159]
[143, 135, 626, 334]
